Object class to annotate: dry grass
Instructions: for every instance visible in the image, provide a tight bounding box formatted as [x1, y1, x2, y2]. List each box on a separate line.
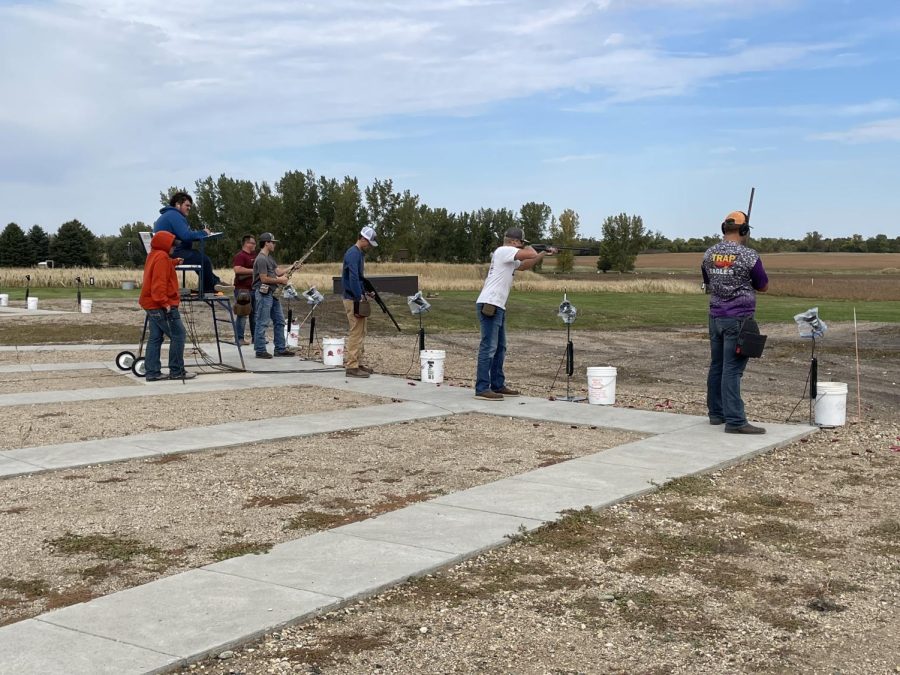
[1, 264, 702, 295]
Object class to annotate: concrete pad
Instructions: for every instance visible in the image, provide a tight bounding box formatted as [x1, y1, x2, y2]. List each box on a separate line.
[4, 439, 161, 471]
[0, 361, 107, 373]
[40, 569, 338, 660]
[207, 531, 457, 599]
[0, 453, 44, 478]
[432, 476, 627, 521]
[335, 502, 544, 555]
[511, 457, 661, 497]
[0, 619, 178, 675]
[481, 399, 706, 434]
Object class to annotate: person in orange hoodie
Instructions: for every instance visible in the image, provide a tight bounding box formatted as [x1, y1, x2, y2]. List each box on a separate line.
[139, 230, 197, 381]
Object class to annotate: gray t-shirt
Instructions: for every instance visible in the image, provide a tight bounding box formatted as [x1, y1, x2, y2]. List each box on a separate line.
[252, 252, 277, 291]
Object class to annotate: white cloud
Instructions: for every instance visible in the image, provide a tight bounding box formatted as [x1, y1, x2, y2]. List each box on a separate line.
[543, 152, 608, 163]
[812, 117, 900, 143]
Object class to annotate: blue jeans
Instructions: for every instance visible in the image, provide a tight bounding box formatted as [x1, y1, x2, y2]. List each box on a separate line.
[233, 289, 256, 342]
[173, 247, 220, 294]
[253, 291, 286, 355]
[475, 303, 506, 394]
[145, 308, 186, 378]
[707, 316, 751, 428]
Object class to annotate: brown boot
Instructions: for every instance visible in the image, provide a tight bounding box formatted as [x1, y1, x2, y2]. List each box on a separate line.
[346, 367, 370, 378]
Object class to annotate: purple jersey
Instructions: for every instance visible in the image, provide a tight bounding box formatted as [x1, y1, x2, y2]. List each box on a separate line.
[701, 241, 768, 318]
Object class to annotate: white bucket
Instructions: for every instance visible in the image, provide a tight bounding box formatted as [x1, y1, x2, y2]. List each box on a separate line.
[0, 294, 8, 307]
[587, 366, 617, 405]
[286, 322, 300, 347]
[420, 349, 446, 384]
[814, 381, 848, 427]
[80, 299, 93, 314]
[27, 297, 39, 311]
[322, 337, 345, 367]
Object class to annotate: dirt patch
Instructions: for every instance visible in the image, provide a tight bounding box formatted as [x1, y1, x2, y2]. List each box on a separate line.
[0, 384, 384, 450]
[0, 414, 638, 625]
[0, 368, 135, 395]
[199, 415, 900, 675]
[0, 349, 129, 366]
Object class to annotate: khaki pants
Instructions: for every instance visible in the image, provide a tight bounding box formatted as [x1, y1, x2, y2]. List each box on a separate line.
[342, 299, 367, 369]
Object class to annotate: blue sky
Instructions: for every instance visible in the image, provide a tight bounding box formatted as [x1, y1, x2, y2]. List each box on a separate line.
[1, 0, 898, 240]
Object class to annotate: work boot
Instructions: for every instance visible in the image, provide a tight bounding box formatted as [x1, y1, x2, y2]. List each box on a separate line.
[346, 367, 370, 378]
[274, 349, 296, 357]
[255, 352, 272, 359]
[475, 391, 504, 401]
[709, 416, 726, 425]
[492, 387, 520, 397]
[169, 371, 197, 380]
[724, 423, 766, 435]
[359, 365, 374, 374]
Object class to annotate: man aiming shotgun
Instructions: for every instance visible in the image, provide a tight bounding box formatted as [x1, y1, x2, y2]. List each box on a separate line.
[702, 188, 769, 434]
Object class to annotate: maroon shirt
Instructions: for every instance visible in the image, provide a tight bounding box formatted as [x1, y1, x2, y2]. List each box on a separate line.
[232, 249, 257, 290]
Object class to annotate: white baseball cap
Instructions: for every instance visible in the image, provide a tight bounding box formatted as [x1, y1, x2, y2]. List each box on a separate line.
[360, 226, 378, 247]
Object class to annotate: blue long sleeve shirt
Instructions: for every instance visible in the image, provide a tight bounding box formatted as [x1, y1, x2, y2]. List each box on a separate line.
[153, 207, 207, 250]
[342, 245, 365, 300]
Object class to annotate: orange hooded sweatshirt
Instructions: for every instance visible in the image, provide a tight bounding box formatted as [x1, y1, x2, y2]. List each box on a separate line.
[139, 231, 180, 310]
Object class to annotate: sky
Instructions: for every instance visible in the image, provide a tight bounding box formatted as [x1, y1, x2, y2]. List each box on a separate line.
[1, 0, 898, 241]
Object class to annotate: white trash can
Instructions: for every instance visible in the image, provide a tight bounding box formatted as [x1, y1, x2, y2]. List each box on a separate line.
[420, 350, 446, 384]
[587, 366, 617, 405]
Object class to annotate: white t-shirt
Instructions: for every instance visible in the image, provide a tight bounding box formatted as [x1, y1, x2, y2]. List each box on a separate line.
[476, 246, 521, 309]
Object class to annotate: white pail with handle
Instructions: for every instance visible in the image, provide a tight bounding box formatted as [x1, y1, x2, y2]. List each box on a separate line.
[0, 294, 8, 307]
[420, 350, 446, 384]
[27, 297, 39, 311]
[80, 299, 93, 314]
[587, 366, 617, 405]
[322, 337, 345, 366]
[814, 381, 847, 427]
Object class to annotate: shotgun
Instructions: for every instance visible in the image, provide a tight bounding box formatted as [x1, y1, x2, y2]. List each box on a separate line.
[363, 278, 401, 332]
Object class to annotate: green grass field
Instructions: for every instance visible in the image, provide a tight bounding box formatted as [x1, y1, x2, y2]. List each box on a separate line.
[412, 291, 900, 331]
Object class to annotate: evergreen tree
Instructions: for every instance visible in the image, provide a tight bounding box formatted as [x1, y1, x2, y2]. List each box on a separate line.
[51, 220, 99, 267]
[0, 223, 31, 267]
[27, 225, 50, 264]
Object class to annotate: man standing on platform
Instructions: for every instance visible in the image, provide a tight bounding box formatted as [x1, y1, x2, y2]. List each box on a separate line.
[474, 227, 555, 400]
[139, 230, 197, 381]
[702, 210, 769, 434]
[232, 234, 257, 345]
[252, 232, 295, 359]
[153, 191, 231, 296]
[341, 227, 378, 378]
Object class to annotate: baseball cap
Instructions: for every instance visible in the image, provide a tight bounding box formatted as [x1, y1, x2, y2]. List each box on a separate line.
[504, 227, 529, 244]
[723, 211, 748, 226]
[360, 226, 378, 247]
[258, 232, 278, 243]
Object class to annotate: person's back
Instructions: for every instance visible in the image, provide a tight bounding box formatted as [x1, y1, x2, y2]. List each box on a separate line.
[702, 210, 768, 435]
[702, 240, 765, 319]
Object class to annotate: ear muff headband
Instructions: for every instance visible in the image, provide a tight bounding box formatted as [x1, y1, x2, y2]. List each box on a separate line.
[721, 211, 750, 237]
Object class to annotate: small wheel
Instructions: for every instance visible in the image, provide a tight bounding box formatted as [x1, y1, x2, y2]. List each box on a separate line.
[131, 357, 146, 378]
[115, 351, 135, 371]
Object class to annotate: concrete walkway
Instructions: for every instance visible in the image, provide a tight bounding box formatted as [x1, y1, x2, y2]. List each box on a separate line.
[1, 349, 817, 674]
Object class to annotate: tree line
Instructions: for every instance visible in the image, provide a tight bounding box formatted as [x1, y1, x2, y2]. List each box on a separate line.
[2, 170, 898, 272]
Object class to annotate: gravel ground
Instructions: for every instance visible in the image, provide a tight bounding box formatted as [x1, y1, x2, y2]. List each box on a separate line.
[3, 303, 898, 672]
[0, 368, 136, 394]
[183, 415, 900, 675]
[0, 414, 637, 626]
[0, 385, 383, 450]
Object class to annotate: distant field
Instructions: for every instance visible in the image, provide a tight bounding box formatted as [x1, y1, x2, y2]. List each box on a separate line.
[635, 252, 900, 272]
[566, 252, 900, 272]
